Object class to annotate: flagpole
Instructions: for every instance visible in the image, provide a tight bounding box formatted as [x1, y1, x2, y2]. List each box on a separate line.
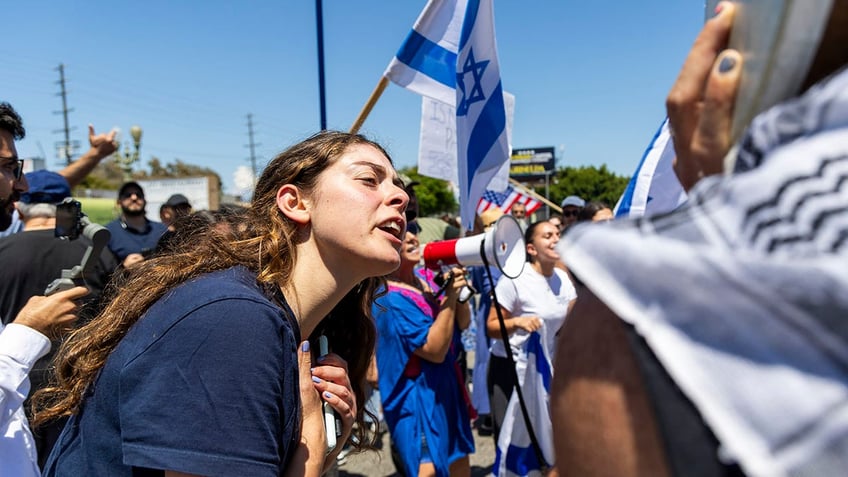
[349, 76, 390, 134]
[508, 178, 562, 213]
[315, 0, 327, 130]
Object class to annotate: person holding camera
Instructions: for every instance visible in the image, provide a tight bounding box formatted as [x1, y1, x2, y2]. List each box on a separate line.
[372, 228, 474, 477]
[105, 181, 167, 268]
[1, 101, 89, 477]
[0, 171, 114, 324]
[0, 169, 115, 468]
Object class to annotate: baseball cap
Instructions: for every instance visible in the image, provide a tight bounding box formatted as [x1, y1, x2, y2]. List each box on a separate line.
[164, 193, 191, 207]
[118, 181, 144, 198]
[561, 195, 586, 208]
[20, 170, 71, 204]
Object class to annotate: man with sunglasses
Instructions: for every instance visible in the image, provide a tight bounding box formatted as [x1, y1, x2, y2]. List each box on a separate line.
[0, 105, 27, 232]
[105, 181, 167, 268]
[0, 122, 118, 238]
[559, 195, 585, 232]
[0, 101, 88, 476]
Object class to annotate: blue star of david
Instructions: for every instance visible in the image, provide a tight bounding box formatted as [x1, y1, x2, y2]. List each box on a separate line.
[456, 48, 489, 116]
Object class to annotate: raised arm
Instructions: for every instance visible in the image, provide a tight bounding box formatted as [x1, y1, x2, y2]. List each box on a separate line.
[59, 124, 117, 188]
[414, 267, 467, 363]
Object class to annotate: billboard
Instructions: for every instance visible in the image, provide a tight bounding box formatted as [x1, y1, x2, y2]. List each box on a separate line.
[510, 147, 555, 180]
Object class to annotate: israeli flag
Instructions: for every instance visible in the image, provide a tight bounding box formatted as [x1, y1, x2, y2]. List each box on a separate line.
[384, 0, 467, 106]
[614, 118, 687, 218]
[493, 331, 554, 477]
[456, 0, 510, 231]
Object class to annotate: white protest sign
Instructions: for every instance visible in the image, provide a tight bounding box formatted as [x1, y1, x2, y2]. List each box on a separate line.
[418, 91, 515, 190]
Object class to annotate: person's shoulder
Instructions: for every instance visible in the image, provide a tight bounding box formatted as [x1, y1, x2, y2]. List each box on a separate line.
[105, 218, 123, 232]
[0, 228, 54, 250]
[173, 266, 274, 305]
[148, 220, 167, 234]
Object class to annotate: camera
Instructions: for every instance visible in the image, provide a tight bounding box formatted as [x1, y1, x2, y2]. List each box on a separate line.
[45, 199, 111, 295]
[55, 198, 85, 240]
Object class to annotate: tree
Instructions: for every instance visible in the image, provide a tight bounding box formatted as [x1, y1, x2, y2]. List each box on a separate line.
[546, 165, 630, 207]
[399, 168, 458, 217]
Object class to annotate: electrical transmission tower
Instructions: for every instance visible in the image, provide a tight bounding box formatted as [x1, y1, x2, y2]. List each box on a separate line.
[245, 114, 260, 185]
[54, 63, 78, 166]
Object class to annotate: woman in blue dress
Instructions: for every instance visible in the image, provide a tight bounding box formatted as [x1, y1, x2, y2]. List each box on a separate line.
[373, 229, 475, 477]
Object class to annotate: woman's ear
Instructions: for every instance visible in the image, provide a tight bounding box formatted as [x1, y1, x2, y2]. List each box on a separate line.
[526, 242, 538, 260]
[276, 184, 310, 225]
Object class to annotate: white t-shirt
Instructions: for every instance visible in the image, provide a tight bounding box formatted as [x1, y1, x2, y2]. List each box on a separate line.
[490, 265, 576, 359]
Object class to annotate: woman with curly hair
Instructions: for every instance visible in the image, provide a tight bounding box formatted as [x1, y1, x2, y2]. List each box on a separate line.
[33, 131, 409, 477]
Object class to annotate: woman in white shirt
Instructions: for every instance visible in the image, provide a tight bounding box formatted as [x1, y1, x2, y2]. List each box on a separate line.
[486, 220, 577, 443]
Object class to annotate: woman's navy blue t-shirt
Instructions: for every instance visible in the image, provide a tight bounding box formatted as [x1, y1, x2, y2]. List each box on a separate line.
[43, 266, 301, 477]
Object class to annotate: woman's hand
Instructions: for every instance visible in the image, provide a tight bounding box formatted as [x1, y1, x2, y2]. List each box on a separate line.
[514, 316, 543, 333]
[666, 1, 742, 191]
[312, 351, 357, 467]
[288, 341, 328, 477]
[443, 267, 468, 302]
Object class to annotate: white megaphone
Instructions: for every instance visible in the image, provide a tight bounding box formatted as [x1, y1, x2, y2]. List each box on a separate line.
[422, 215, 526, 279]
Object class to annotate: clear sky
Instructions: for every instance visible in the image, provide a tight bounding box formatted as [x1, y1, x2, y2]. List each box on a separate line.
[1, 1, 706, 197]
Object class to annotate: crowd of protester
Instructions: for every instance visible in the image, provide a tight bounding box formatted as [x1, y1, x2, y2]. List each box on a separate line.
[3, 2, 848, 476]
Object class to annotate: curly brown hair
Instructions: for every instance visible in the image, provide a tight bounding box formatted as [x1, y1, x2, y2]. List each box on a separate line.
[32, 130, 389, 449]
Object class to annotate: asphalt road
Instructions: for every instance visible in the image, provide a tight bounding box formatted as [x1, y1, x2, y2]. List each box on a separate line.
[331, 421, 496, 477]
[330, 351, 496, 476]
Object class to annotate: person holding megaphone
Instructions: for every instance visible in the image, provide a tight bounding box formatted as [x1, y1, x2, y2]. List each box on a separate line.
[486, 220, 577, 464]
[372, 227, 474, 477]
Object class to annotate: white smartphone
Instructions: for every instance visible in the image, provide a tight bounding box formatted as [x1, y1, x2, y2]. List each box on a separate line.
[319, 335, 339, 452]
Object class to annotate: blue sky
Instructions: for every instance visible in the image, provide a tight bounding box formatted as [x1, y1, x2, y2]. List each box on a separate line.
[1, 1, 706, 196]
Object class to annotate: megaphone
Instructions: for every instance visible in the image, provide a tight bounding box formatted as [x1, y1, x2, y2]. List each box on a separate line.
[422, 215, 525, 279]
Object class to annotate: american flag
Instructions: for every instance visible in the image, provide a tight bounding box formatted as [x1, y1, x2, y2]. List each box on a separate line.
[477, 184, 542, 216]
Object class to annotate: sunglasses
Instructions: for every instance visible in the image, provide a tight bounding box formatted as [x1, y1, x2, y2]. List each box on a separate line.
[120, 190, 145, 199]
[1, 157, 24, 180]
[562, 210, 579, 218]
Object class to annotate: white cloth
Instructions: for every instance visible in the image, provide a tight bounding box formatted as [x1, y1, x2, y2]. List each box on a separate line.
[560, 66, 848, 477]
[0, 323, 50, 477]
[490, 266, 575, 360]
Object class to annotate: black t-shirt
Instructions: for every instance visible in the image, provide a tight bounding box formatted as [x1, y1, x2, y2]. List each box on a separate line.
[0, 229, 115, 324]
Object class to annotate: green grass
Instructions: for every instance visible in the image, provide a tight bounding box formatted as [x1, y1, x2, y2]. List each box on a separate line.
[77, 197, 118, 226]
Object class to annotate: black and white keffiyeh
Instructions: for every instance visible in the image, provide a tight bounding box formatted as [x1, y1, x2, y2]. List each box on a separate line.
[560, 67, 848, 477]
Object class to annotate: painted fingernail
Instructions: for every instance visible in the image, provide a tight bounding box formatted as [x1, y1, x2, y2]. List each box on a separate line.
[324, 391, 333, 399]
[714, 2, 726, 16]
[312, 376, 322, 383]
[718, 55, 737, 74]
[301, 341, 310, 352]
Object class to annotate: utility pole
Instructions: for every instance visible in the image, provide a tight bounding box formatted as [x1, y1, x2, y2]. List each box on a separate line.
[245, 114, 260, 184]
[315, 0, 327, 130]
[53, 63, 77, 166]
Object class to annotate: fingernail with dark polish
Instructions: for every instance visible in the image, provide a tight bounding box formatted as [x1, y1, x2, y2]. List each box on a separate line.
[719, 56, 737, 74]
[301, 341, 310, 352]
